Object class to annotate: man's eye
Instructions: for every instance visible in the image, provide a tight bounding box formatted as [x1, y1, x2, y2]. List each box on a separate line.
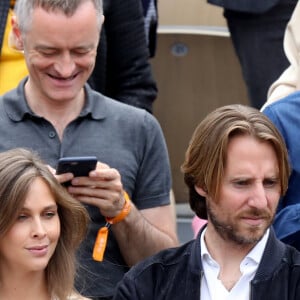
[264, 179, 278, 187]
[73, 50, 89, 56]
[41, 52, 55, 57]
[234, 180, 249, 186]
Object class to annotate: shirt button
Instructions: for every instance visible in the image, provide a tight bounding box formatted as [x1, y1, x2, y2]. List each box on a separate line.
[49, 131, 56, 138]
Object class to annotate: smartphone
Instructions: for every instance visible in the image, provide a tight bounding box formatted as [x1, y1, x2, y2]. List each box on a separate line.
[56, 156, 98, 186]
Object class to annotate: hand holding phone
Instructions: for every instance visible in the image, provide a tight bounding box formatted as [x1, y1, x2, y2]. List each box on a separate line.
[56, 156, 97, 186]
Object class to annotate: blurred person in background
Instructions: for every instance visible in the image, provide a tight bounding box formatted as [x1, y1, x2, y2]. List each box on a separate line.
[207, 0, 297, 109]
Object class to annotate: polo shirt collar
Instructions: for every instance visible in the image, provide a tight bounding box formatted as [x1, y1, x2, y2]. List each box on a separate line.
[2, 77, 107, 121]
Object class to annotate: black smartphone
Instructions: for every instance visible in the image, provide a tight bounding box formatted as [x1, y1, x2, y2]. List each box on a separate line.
[56, 156, 98, 186]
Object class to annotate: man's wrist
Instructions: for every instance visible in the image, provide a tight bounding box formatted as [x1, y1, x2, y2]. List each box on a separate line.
[105, 191, 131, 224]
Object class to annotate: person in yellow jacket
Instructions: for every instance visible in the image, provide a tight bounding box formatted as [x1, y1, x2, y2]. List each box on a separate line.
[0, 0, 28, 94]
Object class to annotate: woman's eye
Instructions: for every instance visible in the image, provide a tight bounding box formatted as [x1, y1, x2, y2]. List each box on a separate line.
[17, 214, 28, 221]
[44, 211, 56, 219]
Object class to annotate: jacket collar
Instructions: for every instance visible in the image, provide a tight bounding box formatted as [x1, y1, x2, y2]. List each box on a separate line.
[190, 225, 287, 281]
[253, 227, 287, 281]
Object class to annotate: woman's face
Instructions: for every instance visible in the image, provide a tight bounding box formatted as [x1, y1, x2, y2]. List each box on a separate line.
[0, 177, 60, 274]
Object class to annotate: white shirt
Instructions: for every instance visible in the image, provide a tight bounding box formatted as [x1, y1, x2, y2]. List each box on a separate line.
[200, 228, 269, 300]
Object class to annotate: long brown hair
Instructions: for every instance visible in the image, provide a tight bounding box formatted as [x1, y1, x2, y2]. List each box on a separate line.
[181, 104, 290, 219]
[0, 148, 89, 299]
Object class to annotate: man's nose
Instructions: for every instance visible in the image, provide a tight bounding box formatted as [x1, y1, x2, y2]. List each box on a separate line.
[54, 53, 76, 77]
[248, 183, 268, 209]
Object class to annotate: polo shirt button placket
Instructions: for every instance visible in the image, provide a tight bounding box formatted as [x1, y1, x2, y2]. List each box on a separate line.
[48, 131, 56, 138]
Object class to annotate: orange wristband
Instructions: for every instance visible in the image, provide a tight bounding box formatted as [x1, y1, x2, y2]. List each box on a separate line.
[92, 191, 131, 262]
[105, 192, 131, 224]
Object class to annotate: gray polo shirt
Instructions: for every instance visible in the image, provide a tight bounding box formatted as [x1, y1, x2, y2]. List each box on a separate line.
[0, 78, 171, 298]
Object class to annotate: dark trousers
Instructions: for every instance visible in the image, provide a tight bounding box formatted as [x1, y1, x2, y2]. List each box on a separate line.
[224, 0, 297, 109]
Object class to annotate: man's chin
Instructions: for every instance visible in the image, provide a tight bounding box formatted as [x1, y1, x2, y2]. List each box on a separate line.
[232, 226, 268, 245]
[46, 90, 80, 102]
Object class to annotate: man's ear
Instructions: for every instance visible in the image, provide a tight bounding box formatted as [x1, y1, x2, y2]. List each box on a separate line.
[9, 15, 24, 51]
[194, 185, 207, 197]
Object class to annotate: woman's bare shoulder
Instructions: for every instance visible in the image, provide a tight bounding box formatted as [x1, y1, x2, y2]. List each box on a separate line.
[68, 293, 91, 300]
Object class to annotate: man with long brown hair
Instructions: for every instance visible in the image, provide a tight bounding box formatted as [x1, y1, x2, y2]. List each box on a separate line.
[113, 104, 300, 300]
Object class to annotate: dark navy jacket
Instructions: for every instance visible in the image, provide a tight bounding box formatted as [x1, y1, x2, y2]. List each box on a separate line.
[207, 0, 281, 13]
[89, 0, 157, 113]
[0, 0, 10, 54]
[113, 228, 300, 299]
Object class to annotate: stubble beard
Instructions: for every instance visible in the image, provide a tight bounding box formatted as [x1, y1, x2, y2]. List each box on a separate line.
[207, 204, 274, 247]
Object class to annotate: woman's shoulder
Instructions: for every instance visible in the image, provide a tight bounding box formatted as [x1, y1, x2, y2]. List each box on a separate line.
[68, 293, 91, 300]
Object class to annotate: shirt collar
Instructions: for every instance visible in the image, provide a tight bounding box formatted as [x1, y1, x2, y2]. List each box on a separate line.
[201, 226, 270, 265]
[2, 77, 107, 122]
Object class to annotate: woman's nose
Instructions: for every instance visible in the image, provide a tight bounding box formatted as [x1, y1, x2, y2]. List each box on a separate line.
[31, 218, 47, 238]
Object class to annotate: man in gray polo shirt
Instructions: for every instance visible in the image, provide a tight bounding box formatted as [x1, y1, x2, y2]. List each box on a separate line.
[0, 0, 178, 299]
